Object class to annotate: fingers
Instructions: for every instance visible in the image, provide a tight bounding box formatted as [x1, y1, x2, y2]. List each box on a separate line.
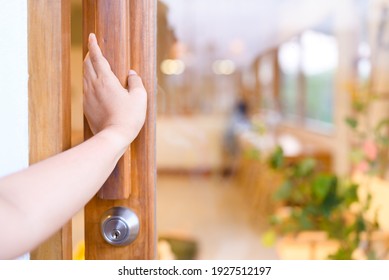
[88, 33, 112, 76]
[127, 70, 146, 94]
[83, 53, 97, 80]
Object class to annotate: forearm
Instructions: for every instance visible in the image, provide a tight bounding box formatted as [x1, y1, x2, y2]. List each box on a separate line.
[0, 128, 127, 259]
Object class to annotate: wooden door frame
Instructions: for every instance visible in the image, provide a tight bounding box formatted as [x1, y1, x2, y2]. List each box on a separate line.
[28, 0, 72, 259]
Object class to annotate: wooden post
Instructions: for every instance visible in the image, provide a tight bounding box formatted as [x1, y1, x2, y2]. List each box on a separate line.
[252, 57, 262, 114]
[83, 0, 132, 200]
[296, 36, 306, 123]
[272, 48, 282, 114]
[83, 0, 156, 259]
[28, 0, 72, 260]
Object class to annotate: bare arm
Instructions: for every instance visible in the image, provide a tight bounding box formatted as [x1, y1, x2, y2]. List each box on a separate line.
[0, 34, 147, 259]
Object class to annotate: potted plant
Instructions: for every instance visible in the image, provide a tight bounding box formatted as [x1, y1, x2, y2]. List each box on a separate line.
[345, 92, 389, 178]
[263, 146, 385, 259]
[345, 90, 389, 233]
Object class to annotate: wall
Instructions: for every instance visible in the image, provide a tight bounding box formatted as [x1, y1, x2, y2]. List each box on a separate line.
[0, 0, 28, 177]
[0, 0, 28, 260]
[157, 115, 226, 172]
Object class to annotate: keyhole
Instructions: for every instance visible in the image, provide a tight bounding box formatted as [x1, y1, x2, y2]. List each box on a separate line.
[111, 229, 121, 240]
[101, 207, 139, 246]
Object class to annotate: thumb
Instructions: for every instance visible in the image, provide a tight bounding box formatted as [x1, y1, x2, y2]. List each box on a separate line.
[128, 70, 145, 93]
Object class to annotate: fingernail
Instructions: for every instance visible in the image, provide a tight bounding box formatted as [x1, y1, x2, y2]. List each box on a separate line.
[129, 70, 137, 76]
[89, 33, 96, 43]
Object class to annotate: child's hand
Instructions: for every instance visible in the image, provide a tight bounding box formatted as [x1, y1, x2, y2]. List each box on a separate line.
[83, 33, 147, 148]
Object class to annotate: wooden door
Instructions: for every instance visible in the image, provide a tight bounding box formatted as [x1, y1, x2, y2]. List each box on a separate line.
[28, 0, 156, 259]
[28, 0, 72, 260]
[83, 0, 156, 259]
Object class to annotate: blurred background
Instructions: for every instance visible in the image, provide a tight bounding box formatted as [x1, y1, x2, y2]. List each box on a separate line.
[71, 0, 389, 259]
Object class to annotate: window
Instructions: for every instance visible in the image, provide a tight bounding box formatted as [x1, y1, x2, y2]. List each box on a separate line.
[278, 30, 338, 128]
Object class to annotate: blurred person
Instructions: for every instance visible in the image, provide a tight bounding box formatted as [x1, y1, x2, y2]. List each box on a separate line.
[222, 100, 252, 176]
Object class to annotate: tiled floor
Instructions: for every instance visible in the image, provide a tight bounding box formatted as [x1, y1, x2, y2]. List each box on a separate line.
[157, 174, 278, 259]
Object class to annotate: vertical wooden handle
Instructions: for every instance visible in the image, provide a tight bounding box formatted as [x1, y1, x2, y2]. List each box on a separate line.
[83, 0, 131, 200]
[83, 0, 156, 259]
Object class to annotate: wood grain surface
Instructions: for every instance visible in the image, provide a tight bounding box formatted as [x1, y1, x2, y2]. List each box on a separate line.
[83, 0, 156, 259]
[28, 0, 72, 260]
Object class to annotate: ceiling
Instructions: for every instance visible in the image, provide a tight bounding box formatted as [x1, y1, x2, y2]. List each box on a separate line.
[161, 0, 372, 67]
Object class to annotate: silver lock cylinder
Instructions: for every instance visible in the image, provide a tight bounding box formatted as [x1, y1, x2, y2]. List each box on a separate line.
[100, 207, 140, 246]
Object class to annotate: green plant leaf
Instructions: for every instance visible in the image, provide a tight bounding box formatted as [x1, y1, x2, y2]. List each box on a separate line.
[268, 146, 284, 169]
[352, 101, 366, 113]
[355, 214, 366, 233]
[312, 175, 336, 201]
[375, 118, 389, 132]
[298, 210, 314, 230]
[343, 183, 359, 207]
[321, 182, 340, 217]
[328, 247, 354, 260]
[296, 158, 316, 177]
[269, 214, 281, 226]
[375, 119, 389, 146]
[274, 181, 293, 201]
[345, 116, 358, 129]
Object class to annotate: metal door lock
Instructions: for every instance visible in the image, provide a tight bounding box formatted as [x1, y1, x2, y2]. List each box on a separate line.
[100, 207, 139, 246]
